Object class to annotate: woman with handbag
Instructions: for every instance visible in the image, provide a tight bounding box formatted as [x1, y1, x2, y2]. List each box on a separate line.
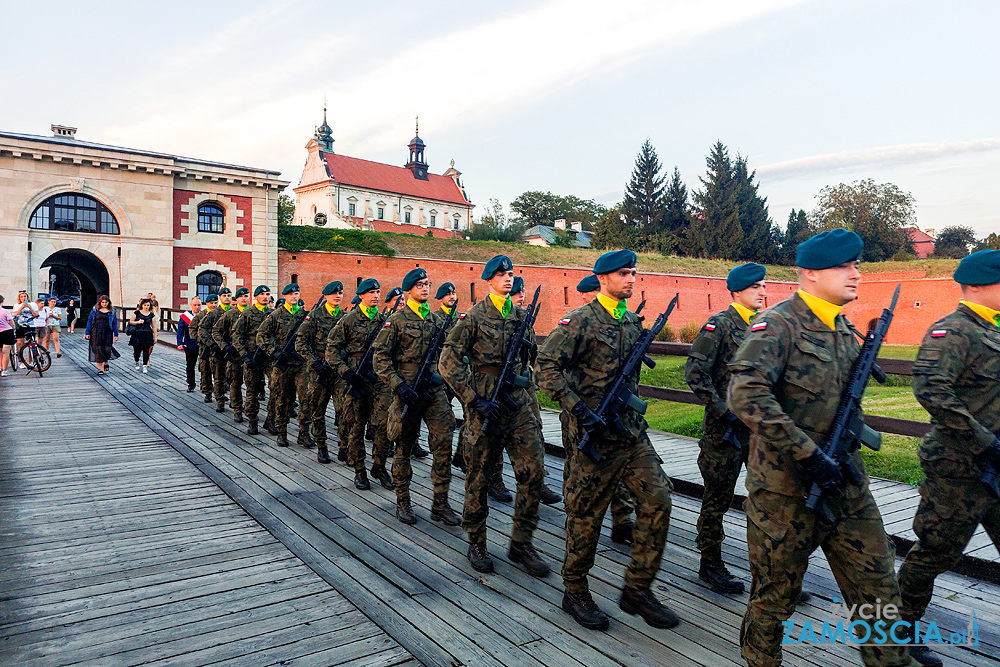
[128, 299, 156, 374]
[85, 295, 120, 375]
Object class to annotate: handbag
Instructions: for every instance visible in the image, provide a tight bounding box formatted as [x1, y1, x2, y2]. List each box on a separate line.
[125, 324, 137, 336]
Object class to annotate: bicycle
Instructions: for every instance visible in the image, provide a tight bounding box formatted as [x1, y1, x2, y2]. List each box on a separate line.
[17, 328, 51, 377]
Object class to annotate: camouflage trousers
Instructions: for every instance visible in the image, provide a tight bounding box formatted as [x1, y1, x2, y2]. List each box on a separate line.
[243, 362, 268, 422]
[463, 403, 544, 544]
[455, 422, 504, 486]
[340, 380, 391, 473]
[696, 419, 747, 562]
[199, 355, 214, 397]
[304, 375, 342, 450]
[389, 389, 455, 499]
[269, 365, 308, 434]
[898, 473, 1000, 621]
[227, 360, 244, 413]
[560, 411, 634, 529]
[563, 433, 672, 594]
[211, 357, 228, 405]
[742, 489, 914, 667]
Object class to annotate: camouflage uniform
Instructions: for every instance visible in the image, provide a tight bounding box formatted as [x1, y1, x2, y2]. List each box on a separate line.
[684, 305, 750, 563]
[536, 300, 673, 595]
[374, 305, 456, 499]
[199, 304, 229, 408]
[233, 303, 271, 424]
[898, 303, 1000, 622]
[213, 304, 247, 416]
[189, 308, 214, 399]
[325, 307, 392, 473]
[439, 298, 545, 546]
[256, 304, 308, 437]
[295, 303, 345, 450]
[559, 416, 635, 529]
[728, 292, 915, 667]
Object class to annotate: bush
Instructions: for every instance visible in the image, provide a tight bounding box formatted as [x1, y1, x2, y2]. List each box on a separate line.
[653, 321, 678, 342]
[679, 320, 701, 343]
[277, 224, 394, 257]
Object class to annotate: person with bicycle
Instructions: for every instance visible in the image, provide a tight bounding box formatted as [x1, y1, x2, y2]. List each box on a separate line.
[85, 295, 120, 375]
[32, 295, 48, 348]
[45, 296, 63, 358]
[12, 291, 38, 364]
[0, 295, 15, 377]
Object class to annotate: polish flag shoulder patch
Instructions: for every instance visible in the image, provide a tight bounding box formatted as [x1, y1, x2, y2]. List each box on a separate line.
[751, 322, 767, 332]
[384, 321, 391, 327]
[559, 318, 571, 325]
[930, 329, 947, 338]
[704, 323, 716, 331]
[459, 313, 467, 319]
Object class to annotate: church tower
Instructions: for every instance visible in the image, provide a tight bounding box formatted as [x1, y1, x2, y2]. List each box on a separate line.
[314, 102, 334, 152]
[405, 116, 428, 180]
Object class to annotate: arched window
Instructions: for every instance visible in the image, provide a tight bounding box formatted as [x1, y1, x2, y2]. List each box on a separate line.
[196, 271, 224, 302]
[198, 203, 224, 233]
[29, 193, 119, 234]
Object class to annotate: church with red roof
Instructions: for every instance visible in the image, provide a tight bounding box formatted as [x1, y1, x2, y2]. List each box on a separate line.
[292, 109, 474, 238]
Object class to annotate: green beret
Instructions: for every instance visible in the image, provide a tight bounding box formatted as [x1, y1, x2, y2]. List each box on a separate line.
[233, 287, 250, 298]
[205, 293, 219, 303]
[322, 281, 343, 295]
[954, 250, 1000, 286]
[298, 299, 305, 307]
[510, 276, 525, 295]
[727, 263, 766, 292]
[401, 268, 427, 291]
[482, 255, 514, 280]
[435, 282, 456, 299]
[281, 283, 300, 295]
[253, 285, 270, 297]
[275, 297, 285, 307]
[217, 287, 232, 296]
[356, 278, 380, 295]
[796, 229, 863, 270]
[576, 274, 600, 292]
[593, 249, 637, 275]
[351, 295, 361, 305]
[385, 287, 403, 302]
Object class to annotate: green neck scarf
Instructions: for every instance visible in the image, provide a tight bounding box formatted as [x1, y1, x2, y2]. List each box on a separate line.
[489, 293, 512, 318]
[360, 304, 378, 320]
[414, 302, 430, 319]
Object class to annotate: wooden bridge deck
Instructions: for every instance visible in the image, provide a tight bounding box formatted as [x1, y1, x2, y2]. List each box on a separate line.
[2, 335, 999, 666]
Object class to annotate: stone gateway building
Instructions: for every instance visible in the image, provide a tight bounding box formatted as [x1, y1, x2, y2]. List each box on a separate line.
[0, 125, 288, 312]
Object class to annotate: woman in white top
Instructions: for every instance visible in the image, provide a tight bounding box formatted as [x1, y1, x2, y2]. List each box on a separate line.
[12, 291, 39, 364]
[45, 297, 62, 358]
[0, 294, 16, 377]
[32, 297, 48, 349]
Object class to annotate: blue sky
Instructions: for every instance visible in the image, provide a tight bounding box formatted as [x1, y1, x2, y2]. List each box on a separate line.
[2, 0, 998, 235]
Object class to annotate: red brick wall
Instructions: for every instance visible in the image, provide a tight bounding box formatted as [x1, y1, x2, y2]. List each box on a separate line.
[344, 216, 461, 239]
[173, 189, 253, 244]
[172, 247, 254, 307]
[173, 190, 197, 240]
[232, 194, 253, 245]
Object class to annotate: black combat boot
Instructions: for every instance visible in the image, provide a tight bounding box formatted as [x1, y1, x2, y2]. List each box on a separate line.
[297, 429, 314, 448]
[508, 541, 550, 578]
[354, 470, 371, 490]
[204, 394, 213, 403]
[430, 492, 461, 526]
[540, 483, 562, 505]
[899, 622, 943, 666]
[611, 521, 634, 545]
[411, 441, 429, 458]
[288, 404, 297, 418]
[396, 496, 417, 525]
[365, 424, 374, 441]
[619, 587, 679, 629]
[488, 481, 513, 503]
[234, 411, 243, 424]
[247, 420, 259, 436]
[371, 465, 394, 490]
[337, 447, 348, 463]
[276, 431, 290, 447]
[263, 417, 278, 435]
[467, 540, 494, 573]
[699, 559, 745, 594]
[562, 589, 609, 631]
[316, 446, 332, 464]
[215, 402, 225, 413]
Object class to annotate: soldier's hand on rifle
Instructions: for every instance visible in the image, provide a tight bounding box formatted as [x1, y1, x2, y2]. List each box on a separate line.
[470, 396, 501, 421]
[395, 382, 419, 405]
[342, 368, 360, 387]
[723, 410, 741, 426]
[800, 449, 844, 495]
[312, 359, 328, 375]
[571, 400, 603, 433]
[272, 350, 286, 364]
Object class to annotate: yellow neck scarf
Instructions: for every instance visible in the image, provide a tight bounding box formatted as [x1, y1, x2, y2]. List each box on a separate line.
[237, 304, 246, 312]
[440, 304, 452, 316]
[285, 302, 299, 315]
[360, 304, 378, 320]
[961, 299, 1000, 327]
[407, 298, 430, 319]
[596, 292, 627, 320]
[731, 302, 756, 325]
[254, 303, 267, 312]
[797, 289, 843, 330]
[488, 292, 511, 318]
[325, 302, 340, 318]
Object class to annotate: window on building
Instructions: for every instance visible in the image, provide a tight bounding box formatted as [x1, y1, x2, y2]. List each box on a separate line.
[349, 203, 356, 217]
[453, 218, 459, 230]
[430, 215, 436, 226]
[197, 203, 224, 233]
[377, 207, 384, 220]
[291, 273, 298, 285]
[196, 271, 223, 303]
[405, 212, 411, 224]
[29, 193, 119, 234]
[563, 286, 569, 305]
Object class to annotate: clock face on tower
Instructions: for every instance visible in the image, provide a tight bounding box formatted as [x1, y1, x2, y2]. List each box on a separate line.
[417, 168, 426, 178]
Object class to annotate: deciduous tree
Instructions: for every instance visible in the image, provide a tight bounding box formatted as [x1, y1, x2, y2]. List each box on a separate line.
[933, 225, 977, 258]
[809, 179, 915, 262]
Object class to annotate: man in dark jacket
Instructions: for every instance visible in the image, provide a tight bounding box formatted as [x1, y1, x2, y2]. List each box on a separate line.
[176, 297, 201, 392]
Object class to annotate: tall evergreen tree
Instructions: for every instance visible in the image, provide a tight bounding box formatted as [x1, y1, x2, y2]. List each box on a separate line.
[622, 140, 668, 241]
[690, 141, 742, 259]
[663, 166, 690, 243]
[591, 203, 638, 251]
[732, 156, 778, 262]
[781, 208, 810, 263]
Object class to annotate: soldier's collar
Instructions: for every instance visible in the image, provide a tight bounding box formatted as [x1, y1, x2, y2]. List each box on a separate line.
[254, 303, 267, 312]
[360, 304, 378, 319]
[796, 289, 842, 331]
[960, 299, 1000, 328]
[488, 292, 511, 318]
[440, 305, 452, 316]
[407, 298, 430, 319]
[730, 302, 756, 326]
[596, 293, 626, 320]
[237, 304, 246, 312]
[284, 302, 299, 315]
[325, 302, 340, 318]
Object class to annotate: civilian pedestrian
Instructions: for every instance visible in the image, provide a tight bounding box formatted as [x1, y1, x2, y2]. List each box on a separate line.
[128, 299, 156, 374]
[85, 295, 119, 375]
[177, 297, 201, 392]
[0, 295, 15, 377]
[44, 296, 62, 358]
[32, 295, 48, 348]
[12, 291, 38, 363]
[66, 298, 78, 334]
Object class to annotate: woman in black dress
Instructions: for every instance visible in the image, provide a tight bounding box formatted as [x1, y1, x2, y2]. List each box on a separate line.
[128, 299, 156, 374]
[66, 299, 78, 334]
[84, 295, 120, 375]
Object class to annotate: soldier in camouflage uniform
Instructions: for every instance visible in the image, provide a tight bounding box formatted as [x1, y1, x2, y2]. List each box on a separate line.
[326, 279, 393, 490]
[440, 255, 549, 577]
[537, 249, 678, 632]
[213, 287, 249, 423]
[374, 268, 461, 526]
[200, 287, 232, 413]
[897, 250, 1000, 667]
[189, 293, 216, 403]
[296, 281, 346, 463]
[728, 229, 916, 667]
[684, 263, 765, 595]
[233, 285, 271, 435]
[256, 283, 308, 448]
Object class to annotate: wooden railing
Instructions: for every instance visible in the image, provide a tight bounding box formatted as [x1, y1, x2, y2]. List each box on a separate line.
[113, 306, 182, 334]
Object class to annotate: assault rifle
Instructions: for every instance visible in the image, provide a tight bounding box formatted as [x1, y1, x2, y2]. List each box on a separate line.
[347, 294, 403, 399]
[400, 302, 456, 423]
[983, 434, 1000, 500]
[245, 346, 269, 371]
[578, 295, 678, 462]
[805, 284, 900, 523]
[482, 286, 541, 437]
[722, 414, 747, 452]
[273, 296, 325, 372]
